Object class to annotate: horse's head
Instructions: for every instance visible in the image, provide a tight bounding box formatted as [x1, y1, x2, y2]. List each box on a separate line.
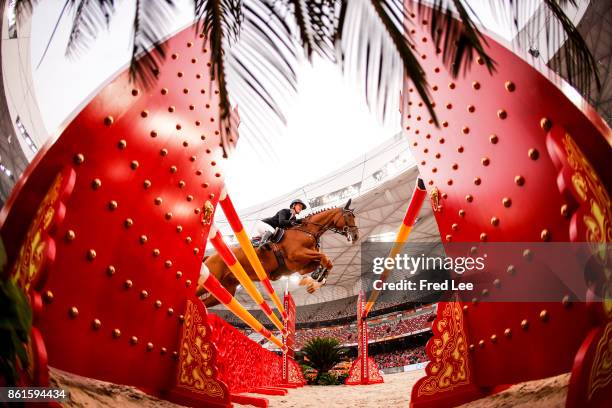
[337, 199, 359, 244]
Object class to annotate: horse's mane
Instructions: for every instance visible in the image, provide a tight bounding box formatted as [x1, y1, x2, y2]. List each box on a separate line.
[301, 205, 340, 220]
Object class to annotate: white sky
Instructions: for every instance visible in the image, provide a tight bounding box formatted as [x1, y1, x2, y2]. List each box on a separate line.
[29, 1, 538, 209]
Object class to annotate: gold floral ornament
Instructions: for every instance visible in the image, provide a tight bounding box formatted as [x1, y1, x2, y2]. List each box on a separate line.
[12, 172, 64, 292]
[564, 133, 612, 244]
[563, 133, 612, 317]
[417, 302, 470, 396]
[588, 321, 612, 400]
[176, 300, 224, 398]
[201, 200, 214, 225]
[430, 187, 443, 212]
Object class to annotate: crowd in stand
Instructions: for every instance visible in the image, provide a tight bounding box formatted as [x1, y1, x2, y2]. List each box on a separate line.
[372, 346, 427, 369]
[295, 290, 419, 324]
[219, 290, 421, 325]
[214, 292, 432, 328]
[294, 309, 434, 348]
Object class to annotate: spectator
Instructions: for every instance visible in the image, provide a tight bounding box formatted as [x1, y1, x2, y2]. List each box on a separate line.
[372, 346, 428, 369]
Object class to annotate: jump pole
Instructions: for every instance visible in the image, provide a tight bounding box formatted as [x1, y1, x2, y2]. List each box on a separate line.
[208, 225, 286, 333]
[361, 178, 427, 319]
[218, 188, 287, 320]
[346, 178, 427, 385]
[199, 262, 285, 349]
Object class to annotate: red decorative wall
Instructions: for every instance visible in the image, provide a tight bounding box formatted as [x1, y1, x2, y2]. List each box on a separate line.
[1, 25, 228, 395]
[401, 4, 612, 407]
[1, 4, 610, 408]
[209, 314, 283, 393]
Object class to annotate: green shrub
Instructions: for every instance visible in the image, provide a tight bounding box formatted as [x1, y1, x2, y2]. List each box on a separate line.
[336, 372, 349, 384]
[316, 372, 338, 385]
[0, 238, 32, 386]
[301, 337, 346, 383]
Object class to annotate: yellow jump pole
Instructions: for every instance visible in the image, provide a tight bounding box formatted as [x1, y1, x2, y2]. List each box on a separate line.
[362, 178, 427, 319]
[208, 224, 285, 333]
[199, 261, 285, 350]
[218, 188, 287, 320]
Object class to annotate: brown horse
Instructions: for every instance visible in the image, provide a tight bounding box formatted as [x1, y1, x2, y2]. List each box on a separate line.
[196, 199, 358, 307]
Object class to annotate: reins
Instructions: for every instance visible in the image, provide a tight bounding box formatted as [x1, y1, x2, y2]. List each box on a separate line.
[295, 209, 357, 241]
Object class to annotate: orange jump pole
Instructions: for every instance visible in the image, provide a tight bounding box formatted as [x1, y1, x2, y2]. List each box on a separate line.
[199, 260, 285, 350]
[362, 178, 427, 319]
[208, 225, 285, 333]
[218, 188, 287, 319]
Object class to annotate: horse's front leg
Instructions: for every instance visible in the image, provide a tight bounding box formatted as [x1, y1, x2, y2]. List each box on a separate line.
[297, 261, 319, 275]
[293, 251, 333, 294]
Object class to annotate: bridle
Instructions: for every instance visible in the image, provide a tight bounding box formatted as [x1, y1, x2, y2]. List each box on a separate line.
[297, 208, 358, 243]
[332, 209, 359, 242]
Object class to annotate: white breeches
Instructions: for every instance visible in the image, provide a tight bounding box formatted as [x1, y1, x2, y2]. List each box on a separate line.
[252, 221, 275, 238]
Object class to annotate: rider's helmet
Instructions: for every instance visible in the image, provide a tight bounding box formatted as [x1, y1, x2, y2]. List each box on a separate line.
[290, 198, 307, 210]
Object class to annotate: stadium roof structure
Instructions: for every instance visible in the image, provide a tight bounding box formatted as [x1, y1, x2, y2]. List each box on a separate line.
[212, 135, 441, 308]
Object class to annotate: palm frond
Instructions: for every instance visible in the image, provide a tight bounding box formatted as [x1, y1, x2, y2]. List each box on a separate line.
[23, 0, 600, 153]
[302, 0, 341, 60]
[276, 0, 341, 61]
[129, 0, 177, 88]
[417, 0, 495, 77]
[331, 0, 437, 125]
[64, 0, 117, 59]
[505, 0, 601, 93]
[222, 0, 299, 158]
[287, 0, 314, 59]
[415, 0, 599, 92]
[272, 0, 439, 125]
[194, 0, 243, 157]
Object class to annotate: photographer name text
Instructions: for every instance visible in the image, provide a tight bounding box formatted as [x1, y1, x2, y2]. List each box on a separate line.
[372, 279, 473, 291]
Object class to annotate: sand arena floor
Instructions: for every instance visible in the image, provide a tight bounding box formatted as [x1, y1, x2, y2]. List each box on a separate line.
[51, 367, 569, 407]
[240, 370, 569, 408]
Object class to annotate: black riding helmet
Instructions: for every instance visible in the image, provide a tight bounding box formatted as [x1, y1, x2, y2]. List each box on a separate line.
[290, 198, 307, 210]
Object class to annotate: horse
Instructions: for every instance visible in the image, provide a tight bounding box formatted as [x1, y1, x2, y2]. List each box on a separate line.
[196, 199, 359, 307]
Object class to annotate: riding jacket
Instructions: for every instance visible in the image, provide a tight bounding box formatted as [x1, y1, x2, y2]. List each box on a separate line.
[261, 209, 297, 229]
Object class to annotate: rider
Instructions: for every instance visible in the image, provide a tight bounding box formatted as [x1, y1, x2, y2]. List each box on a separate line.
[254, 199, 307, 245]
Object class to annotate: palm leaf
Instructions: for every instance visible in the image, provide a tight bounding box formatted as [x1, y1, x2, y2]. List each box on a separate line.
[64, 0, 117, 59]
[287, 0, 314, 59]
[418, 0, 496, 78]
[505, 0, 601, 93]
[129, 0, 177, 88]
[20, 0, 600, 152]
[223, 0, 298, 159]
[331, 0, 436, 124]
[194, 0, 243, 157]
